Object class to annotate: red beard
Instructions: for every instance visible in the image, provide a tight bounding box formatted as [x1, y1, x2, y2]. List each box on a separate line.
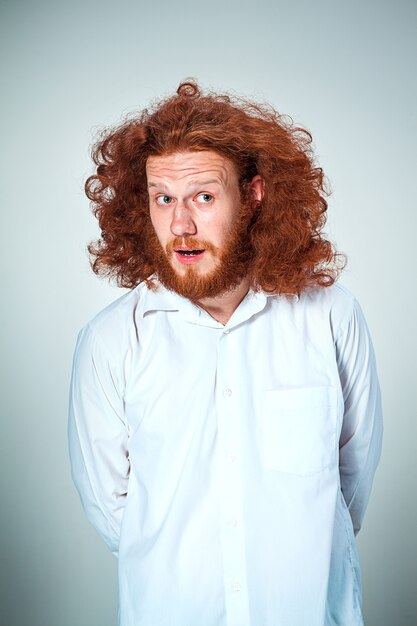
[143, 199, 256, 301]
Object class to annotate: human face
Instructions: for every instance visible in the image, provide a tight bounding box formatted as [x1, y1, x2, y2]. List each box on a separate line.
[146, 150, 261, 300]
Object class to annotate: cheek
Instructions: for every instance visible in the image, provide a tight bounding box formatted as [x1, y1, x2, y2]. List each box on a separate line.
[202, 211, 233, 237]
[149, 211, 168, 240]
[216, 217, 236, 241]
[149, 207, 158, 228]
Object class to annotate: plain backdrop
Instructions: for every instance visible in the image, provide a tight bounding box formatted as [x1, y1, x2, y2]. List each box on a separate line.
[1, 1, 416, 625]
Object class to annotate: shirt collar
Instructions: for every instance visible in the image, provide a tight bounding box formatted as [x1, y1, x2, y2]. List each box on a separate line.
[138, 279, 298, 329]
[139, 280, 184, 316]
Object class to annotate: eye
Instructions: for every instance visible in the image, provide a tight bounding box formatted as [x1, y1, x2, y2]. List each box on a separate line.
[196, 193, 214, 203]
[155, 194, 173, 206]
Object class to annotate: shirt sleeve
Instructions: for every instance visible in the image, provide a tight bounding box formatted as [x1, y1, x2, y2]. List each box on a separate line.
[68, 323, 130, 556]
[335, 296, 383, 536]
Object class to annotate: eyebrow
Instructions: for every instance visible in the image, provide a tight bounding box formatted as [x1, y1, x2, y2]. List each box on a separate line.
[148, 179, 223, 190]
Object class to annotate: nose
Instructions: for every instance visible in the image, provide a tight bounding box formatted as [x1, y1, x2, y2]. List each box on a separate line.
[170, 204, 197, 237]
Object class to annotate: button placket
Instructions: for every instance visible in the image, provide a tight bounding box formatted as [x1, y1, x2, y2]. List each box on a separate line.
[216, 331, 251, 626]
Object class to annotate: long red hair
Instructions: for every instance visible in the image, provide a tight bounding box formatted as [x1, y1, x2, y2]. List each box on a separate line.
[86, 80, 345, 294]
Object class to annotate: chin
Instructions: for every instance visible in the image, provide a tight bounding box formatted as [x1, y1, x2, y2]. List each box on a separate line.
[171, 258, 215, 277]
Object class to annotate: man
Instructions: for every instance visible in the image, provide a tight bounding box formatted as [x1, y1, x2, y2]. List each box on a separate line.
[68, 80, 383, 626]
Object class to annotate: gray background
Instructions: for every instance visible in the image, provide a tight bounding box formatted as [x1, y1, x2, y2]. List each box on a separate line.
[1, 0, 416, 624]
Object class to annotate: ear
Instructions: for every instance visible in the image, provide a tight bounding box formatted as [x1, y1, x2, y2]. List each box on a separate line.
[248, 174, 265, 204]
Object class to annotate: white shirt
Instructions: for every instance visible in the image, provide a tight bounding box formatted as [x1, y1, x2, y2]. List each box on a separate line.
[68, 281, 383, 626]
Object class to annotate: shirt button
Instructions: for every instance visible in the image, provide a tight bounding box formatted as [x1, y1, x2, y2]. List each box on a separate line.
[232, 581, 242, 592]
[224, 329, 230, 334]
[228, 453, 237, 463]
[227, 517, 238, 528]
[223, 388, 232, 397]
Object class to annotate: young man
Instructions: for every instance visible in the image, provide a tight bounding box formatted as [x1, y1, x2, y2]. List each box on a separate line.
[68, 81, 383, 626]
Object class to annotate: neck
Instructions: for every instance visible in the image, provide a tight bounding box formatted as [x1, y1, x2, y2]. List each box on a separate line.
[194, 277, 251, 325]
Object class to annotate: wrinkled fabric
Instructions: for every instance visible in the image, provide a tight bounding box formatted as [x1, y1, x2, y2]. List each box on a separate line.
[68, 281, 383, 626]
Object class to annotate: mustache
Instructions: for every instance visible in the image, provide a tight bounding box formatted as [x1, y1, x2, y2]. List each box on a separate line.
[165, 237, 218, 254]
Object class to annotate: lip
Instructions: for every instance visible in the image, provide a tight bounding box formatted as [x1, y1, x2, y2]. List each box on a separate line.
[174, 249, 206, 265]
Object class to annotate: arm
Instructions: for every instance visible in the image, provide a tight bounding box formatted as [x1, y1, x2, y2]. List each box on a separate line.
[335, 297, 383, 535]
[68, 324, 130, 556]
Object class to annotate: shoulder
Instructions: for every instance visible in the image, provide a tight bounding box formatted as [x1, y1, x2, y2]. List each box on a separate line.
[77, 283, 147, 358]
[296, 282, 362, 340]
[299, 282, 356, 309]
[303, 282, 356, 308]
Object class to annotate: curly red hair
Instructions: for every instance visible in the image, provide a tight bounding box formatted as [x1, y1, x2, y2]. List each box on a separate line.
[86, 80, 345, 294]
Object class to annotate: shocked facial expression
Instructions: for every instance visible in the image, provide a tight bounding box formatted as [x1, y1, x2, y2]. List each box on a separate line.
[146, 150, 263, 300]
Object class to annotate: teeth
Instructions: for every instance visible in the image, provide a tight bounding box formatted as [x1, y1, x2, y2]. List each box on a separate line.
[178, 250, 203, 256]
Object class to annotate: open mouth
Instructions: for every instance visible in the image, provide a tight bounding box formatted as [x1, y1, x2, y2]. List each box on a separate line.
[174, 248, 206, 264]
[175, 249, 205, 256]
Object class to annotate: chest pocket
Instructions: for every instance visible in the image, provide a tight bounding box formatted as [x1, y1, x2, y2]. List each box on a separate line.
[261, 385, 338, 476]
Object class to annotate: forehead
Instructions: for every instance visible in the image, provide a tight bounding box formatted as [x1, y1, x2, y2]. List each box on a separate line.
[146, 150, 237, 185]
